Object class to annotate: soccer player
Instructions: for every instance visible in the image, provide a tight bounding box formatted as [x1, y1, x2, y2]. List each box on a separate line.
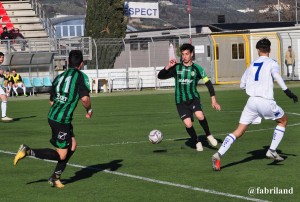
[0, 53, 13, 121]
[158, 43, 221, 151]
[11, 69, 28, 97]
[4, 69, 14, 96]
[212, 38, 298, 171]
[14, 50, 93, 188]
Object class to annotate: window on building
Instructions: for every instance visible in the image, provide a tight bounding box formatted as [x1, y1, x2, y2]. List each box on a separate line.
[63, 26, 69, 37]
[76, 26, 83, 36]
[207, 45, 211, 57]
[216, 44, 219, 60]
[239, 43, 245, 59]
[130, 42, 138, 51]
[70, 26, 75, 37]
[232, 44, 238, 59]
[140, 41, 148, 50]
[232, 43, 245, 59]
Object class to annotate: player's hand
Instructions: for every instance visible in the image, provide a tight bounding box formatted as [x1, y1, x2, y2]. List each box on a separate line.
[284, 89, 298, 103]
[212, 101, 221, 111]
[211, 96, 221, 111]
[86, 109, 93, 119]
[165, 59, 177, 70]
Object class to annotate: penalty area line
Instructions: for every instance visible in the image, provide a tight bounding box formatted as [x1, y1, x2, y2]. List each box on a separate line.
[1, 149, 268, 202]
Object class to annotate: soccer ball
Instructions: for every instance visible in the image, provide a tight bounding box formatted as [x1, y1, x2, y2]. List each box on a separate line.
[148, 129, 163, 144]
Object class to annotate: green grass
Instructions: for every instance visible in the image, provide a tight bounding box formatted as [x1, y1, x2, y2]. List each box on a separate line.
[1, 84, 299, 202]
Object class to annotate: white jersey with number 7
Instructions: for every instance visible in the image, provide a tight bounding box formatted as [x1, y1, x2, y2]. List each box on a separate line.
[240, 56, 287, 100]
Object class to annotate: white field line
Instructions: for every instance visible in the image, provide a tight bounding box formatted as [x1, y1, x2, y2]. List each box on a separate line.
[285, 112, 300, 116]
[0, 150, 269, 202]
[77, 122, 300, 148]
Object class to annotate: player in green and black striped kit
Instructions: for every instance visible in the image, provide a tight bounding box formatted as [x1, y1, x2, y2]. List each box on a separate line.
[14, 50, 93, 188]
[158, 43, 221, 151]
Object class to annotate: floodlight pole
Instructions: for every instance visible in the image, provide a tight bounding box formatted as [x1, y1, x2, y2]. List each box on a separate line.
[188, 0, 192, 44]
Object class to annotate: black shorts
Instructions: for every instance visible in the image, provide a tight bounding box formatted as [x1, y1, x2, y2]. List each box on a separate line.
[176, 98, 203, 121]
[48, 118, 74, 149]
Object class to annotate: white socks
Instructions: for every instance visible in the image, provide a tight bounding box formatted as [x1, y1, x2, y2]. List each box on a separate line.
[270, 126, 285, 151]
[218, 133, 236, 156]
[1, 101, 7, 117]
[12, 87, 18, 95]
[22, 86, 26, 94]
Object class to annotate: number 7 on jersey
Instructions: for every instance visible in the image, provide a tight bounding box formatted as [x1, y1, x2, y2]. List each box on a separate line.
[253, 62, 263, 81]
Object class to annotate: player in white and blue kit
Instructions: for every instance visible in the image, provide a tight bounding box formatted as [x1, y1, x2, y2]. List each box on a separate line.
[212, 38, 298, 171]
[0, 52, 13, 121]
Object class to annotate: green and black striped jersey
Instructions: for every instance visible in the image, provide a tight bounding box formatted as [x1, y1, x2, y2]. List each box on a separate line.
[158, 63, 210, 104]
[48, 68, 90, 124]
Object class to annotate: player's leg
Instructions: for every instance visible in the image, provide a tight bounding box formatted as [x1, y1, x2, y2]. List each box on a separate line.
[20, 83, 27, 96]
[14, 145, 61, 166]
[50, 137, 76, 186]
[212, 123, 248, 171]
[14, 118, 62, 165]
[177, 103, 202, 151]
[47, 121, 74, 188]
[7, 82, 12, 96]
[183, 117, 203, 151]
[0, 88, 12, 121]
[192, 98, 218, 147]
[50, 125, 76, 180]
[194, 111, 217, 147]
[265, 104, 286, 161]
[12, 84, 18, 96]
[212, 97, 257, 171]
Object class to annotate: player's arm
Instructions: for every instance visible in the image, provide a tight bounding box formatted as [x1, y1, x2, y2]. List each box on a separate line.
[49, 85, 55, 106]
[79, 73, 93, 118]
[240, 68, 249, 90]
[157, 59, 177, 79]
[272, 64, 298, 103]
[203, 76, 221, 111]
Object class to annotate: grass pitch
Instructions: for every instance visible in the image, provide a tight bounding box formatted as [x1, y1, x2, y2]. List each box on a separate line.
[1, 84, 299, 202]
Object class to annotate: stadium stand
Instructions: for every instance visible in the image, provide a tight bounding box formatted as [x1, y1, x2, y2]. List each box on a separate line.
[1, 1, 52, 39]
[0, 8, 7, 16]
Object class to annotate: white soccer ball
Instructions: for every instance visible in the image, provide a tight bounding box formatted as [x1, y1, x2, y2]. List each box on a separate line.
[148, 129, 163, 144]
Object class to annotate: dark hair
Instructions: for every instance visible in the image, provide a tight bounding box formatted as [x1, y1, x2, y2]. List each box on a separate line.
[0, 52, 4, 57]
[256, 38, 271, 53]
[12, 69, 16, 72]
[69, 50, 83, 68]
[180, 43, 194, 53]
[288, 46, 292, 48]
[6, 69, 9, 72]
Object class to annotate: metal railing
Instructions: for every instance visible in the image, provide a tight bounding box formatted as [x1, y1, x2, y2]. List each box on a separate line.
[29, 0, 56, 39]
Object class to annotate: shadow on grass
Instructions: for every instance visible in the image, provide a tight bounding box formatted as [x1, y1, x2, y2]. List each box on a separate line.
[2, 116, 36, 123]
[26, 159, 123, 185]
[174, 135, 221, 150]
[153, 149, 167, 153]
[221, 146, 297, 170]
[64, 159, 123, 185]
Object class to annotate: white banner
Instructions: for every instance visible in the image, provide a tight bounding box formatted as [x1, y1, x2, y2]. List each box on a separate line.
[124, 2, 159, 19]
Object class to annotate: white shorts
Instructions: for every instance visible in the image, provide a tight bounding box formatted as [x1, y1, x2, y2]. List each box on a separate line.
[239, 97, 284, 125]
[14, 83, 24, 88]
[0, 86, 6, 95]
